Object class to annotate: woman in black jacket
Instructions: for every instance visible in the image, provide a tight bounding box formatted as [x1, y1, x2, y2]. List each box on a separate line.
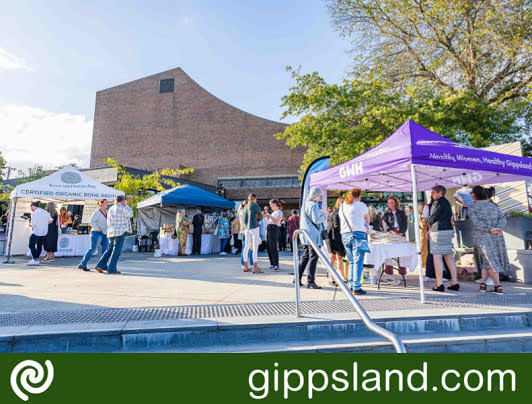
[428, 185, 459, 292]
[382, 195, 408, 281]
[325, 197, 347, 284]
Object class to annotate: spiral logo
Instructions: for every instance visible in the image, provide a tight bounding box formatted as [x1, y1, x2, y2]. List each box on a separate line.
[60, 172, 82, 184]
[10, 360, 54, 401]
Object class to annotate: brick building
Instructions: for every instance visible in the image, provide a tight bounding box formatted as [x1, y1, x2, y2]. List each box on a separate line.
[90, 67, 304, 205]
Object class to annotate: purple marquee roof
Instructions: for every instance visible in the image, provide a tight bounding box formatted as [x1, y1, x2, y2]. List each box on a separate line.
[310, 120, 532, 192]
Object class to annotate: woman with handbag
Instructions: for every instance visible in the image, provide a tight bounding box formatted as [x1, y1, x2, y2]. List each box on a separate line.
[297, 187, 327, 289]
[325, 197, 348, 285]
[340, 188, 370, 295]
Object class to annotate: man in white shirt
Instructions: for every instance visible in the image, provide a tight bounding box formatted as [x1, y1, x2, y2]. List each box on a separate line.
[27, 201, 53, 266]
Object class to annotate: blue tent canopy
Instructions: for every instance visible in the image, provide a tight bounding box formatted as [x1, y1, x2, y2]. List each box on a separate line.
[137, 184, 234, 209]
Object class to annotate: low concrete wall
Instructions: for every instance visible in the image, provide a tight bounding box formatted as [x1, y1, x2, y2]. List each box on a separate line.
[508, 250, 532, 284]
[504, 217, 532, 250]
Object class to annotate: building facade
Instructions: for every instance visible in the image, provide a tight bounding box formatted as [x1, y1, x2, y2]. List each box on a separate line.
[90, 67, 304, 204]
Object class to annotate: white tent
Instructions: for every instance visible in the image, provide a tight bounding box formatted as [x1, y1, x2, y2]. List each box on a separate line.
[4, 165, 124, 259]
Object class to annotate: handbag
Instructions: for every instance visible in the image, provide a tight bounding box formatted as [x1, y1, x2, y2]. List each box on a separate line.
[341, 204, 371, 253]
[304, 205, 328, 240]
[213, 218, 220, 237]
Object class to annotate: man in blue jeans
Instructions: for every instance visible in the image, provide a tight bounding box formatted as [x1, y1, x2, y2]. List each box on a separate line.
[95, 195, 133, 275]
[78, 199, 109, 271]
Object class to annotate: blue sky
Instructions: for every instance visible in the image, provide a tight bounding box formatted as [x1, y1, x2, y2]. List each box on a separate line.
[0, 0, 352, 173]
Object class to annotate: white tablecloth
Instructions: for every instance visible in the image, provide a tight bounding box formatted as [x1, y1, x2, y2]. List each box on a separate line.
[159, 234, 179, 255]
[364, 242, 418, 273]
[185, 234, 215, 255]
[27, 234, 91, 257]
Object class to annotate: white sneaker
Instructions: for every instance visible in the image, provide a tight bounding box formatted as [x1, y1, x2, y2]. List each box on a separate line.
[220, 252, 227, 255]
[241, 265, 244, 270]
[442, 278, 449, 282]
[26, 259, 40, 266]
[391, 279, 401, 286]
[423, 276, 432, 282]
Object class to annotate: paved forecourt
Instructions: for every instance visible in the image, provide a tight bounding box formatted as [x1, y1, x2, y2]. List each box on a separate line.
[1, 251, 532, 320]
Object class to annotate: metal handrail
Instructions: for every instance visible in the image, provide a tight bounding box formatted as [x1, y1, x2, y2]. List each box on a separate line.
[292, 229, 406, 353]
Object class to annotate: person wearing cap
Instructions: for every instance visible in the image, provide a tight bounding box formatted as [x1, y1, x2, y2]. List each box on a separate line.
[27, 201, 53, 266]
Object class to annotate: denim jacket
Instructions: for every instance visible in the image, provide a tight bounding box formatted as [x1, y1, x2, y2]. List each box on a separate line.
[300, 200, 327, 247]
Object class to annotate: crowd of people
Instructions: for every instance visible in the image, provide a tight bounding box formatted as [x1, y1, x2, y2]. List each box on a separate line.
[294, 184, 511, 296]
[20, 183, 512, 293]
[170, 196, 301, 273]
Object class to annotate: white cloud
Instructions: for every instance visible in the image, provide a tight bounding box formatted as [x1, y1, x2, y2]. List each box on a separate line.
[0, 105, 93, 176]
[0, 48, 33, 72]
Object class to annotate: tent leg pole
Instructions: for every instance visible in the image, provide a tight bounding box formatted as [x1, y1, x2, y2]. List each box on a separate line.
[157, 202, 163, 249]
[411, 165, 425, 304]
[3, 197, 17, 264]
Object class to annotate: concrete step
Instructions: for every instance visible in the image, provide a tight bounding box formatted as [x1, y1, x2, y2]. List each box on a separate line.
[131, 328, 532, 353]
[1, 310, 530, 353]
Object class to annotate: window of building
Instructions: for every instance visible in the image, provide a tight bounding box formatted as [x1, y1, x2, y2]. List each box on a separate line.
[159, 78, 174, 93]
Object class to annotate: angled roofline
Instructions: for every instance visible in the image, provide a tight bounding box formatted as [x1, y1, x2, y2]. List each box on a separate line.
[96, 67, 289, 126]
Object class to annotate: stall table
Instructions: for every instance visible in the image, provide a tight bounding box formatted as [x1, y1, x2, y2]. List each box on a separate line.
[185, 234, 216, 255]
[364, 241, 418, 289]
[27, 234, 92, 257]
[159, 234, 179, 255]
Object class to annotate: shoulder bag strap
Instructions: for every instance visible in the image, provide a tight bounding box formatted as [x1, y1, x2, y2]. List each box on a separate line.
[304, 204, 321, 232]
[341, 204, 367, 239]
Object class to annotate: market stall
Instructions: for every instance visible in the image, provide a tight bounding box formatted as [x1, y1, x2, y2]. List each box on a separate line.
[309, 120, 532, 302]
[137, 184, 234, 255]
[3, 165, 124, 260]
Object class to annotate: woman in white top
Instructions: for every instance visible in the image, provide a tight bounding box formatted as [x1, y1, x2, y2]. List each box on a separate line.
[339, 188, 370, 295]
[263, 199, 283, 271]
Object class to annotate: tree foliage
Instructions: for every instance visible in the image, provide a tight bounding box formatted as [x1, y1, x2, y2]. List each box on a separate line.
[0, 184, 12, 211]
[328, 0, 532, 104]
[16, 165, 47, 185]
[104, 158, 194, 214]
[278, 0, 532, 172]
[0, 152, 6, 180]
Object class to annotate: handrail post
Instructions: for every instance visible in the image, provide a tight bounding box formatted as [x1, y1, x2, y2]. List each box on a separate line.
[292, 228, 406, 353]
[293, 232, 301, 318]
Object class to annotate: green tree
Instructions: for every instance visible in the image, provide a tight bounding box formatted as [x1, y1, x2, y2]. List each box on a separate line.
[278, 0, 532, 172]
[0, 185, 13, 211]
[16, 165, 47, 185]
[278, 68, 527, 170]
[0, 152, 6, 180]
[104, 158, 194, 214]
[328, 0, 532, 104]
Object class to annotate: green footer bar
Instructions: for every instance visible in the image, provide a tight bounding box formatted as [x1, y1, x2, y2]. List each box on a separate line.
[0, 354, 530, 403]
